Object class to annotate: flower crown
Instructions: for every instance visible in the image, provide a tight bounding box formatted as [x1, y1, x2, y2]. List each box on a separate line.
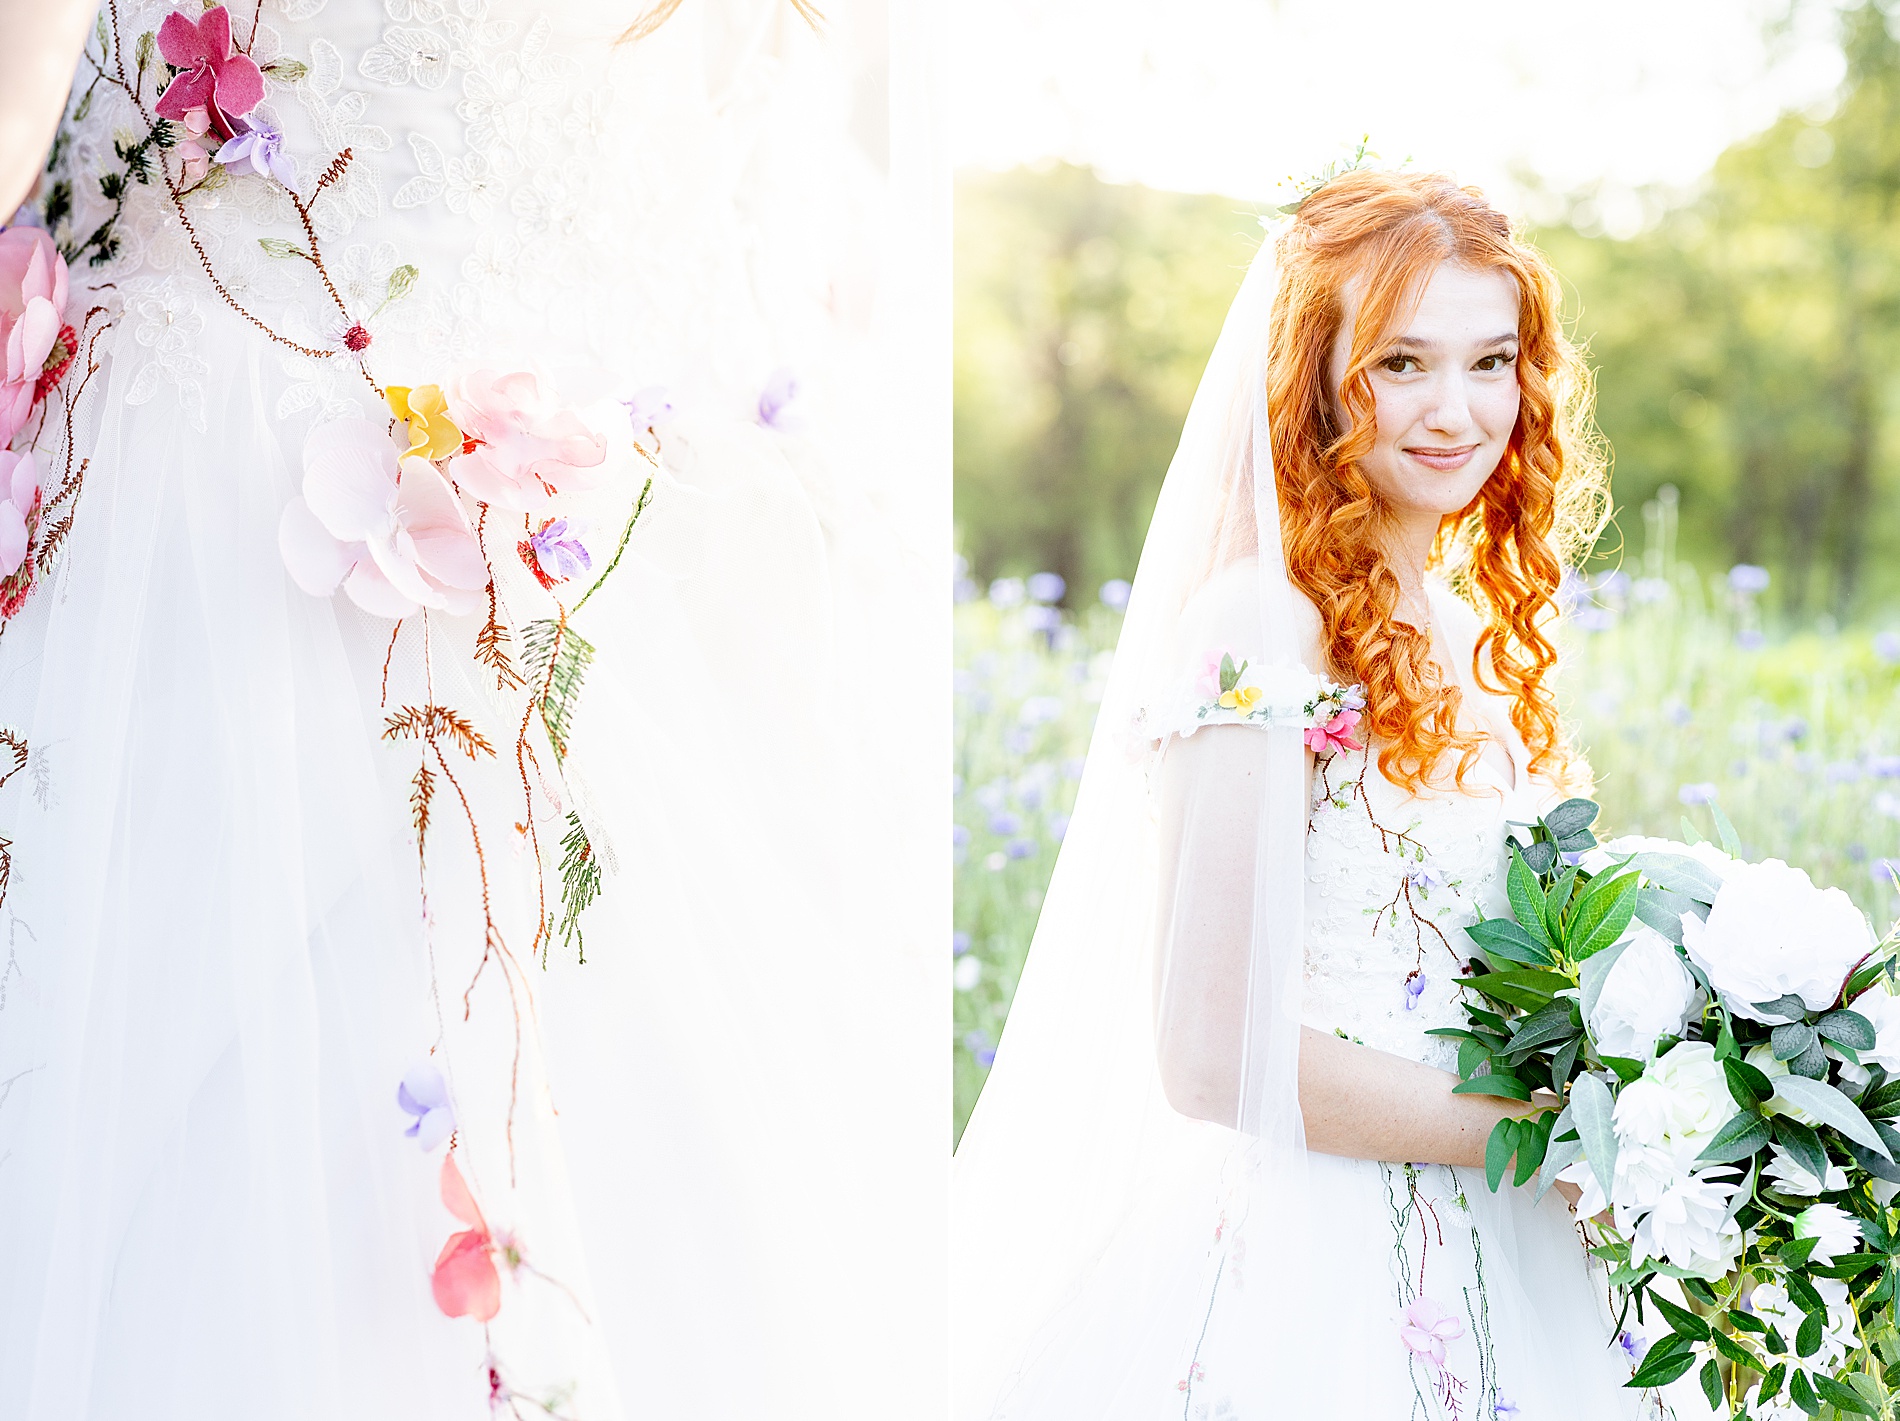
[1271, 136, 1381, 218]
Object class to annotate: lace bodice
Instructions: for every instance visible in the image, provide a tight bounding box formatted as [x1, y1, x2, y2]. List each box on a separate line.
[41, 0, 867, 431]
[1302, 743, 1549, 1071]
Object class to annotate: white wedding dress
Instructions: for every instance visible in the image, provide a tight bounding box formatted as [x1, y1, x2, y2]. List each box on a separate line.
[977, 585, 1691, 1421]
[0, 3, 941, 1418]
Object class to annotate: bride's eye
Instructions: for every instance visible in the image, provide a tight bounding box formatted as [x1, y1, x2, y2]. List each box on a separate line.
[1381, 354, 1419, 374]
[1474, 350, 1518, 372]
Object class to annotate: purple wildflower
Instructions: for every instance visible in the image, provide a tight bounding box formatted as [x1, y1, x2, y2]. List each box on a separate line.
[1877, 630, 1900, 665]
[1728, 564, 1771, 594]
[1027, 572, 1066, 604]
[527, 516, 591, 585]
[216, 114, 295, 187]
[1678, 783, 1719, 806]
[1099, 578, 1132, 611]
[622, 385, 676, 433]
[1005, 837, 1037, 860]
[757, 368, 800, 430]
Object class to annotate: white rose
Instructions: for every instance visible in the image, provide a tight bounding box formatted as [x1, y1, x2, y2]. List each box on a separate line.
[1589, 926, 1699, 1061]
[1743, 1044, 1819, 1126]
[1680, 859, 1874, 1023]
[1612, 1041, 1740, 1166]
[1849, 985, 1900, 1074]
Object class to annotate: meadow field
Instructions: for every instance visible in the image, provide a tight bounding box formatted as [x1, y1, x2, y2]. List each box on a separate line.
[952, 494, 1900, 1141]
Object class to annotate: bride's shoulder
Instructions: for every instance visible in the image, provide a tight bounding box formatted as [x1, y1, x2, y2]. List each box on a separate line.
[1178, 558, 1325, 672]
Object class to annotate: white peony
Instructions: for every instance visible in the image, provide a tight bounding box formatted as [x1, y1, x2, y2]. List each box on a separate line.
[1589, 925, 1699, 1061]
[1793, 1202, 1863, 1264]
[1611, 1041, 1740, 1166]
[1622, 1165, 1745, 1279]
[1587, 835, 1742, 882]
[1849, 986, 1900, 1074]
[1680, 859, 1874, 1023]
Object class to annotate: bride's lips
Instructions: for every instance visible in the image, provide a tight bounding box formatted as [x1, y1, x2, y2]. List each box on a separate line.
[1403, 443, 1479, 472]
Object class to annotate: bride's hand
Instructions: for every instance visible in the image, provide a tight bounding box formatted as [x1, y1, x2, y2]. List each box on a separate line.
[1552, 1178, 1582, 1210]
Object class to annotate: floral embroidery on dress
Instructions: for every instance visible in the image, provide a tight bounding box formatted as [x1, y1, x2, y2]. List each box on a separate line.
[1183, 649, 1363, 737]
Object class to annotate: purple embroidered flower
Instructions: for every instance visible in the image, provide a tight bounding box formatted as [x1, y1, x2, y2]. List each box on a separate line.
[1494, 1401, 1520, 1418]
[397, 1062, 455, 1150]
[526, 517, 591, 586]
[622, 385, 676, 433]
[216, 114, 294, 187]
[1404, 972, 1429, 1011]
[1339, 686, 1368, 712]
[757, 368, 800, 430]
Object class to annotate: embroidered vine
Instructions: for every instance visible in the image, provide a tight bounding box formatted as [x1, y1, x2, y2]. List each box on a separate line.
[1384, 1162, 1502, 1421]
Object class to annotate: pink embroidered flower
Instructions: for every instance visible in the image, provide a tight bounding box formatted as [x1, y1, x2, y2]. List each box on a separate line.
[154, 6, 265, 126]
[0, 227, 70, 443]
[444, 370, 607, 512]
[1305, 708, 1363, 754]
[1194, 648, 1231, 701]
[0, 450, 40, 577]
[1399, 1296, 1466, 1372]
[278, 418, 489, 618]
[431, 1154, 501, 1322]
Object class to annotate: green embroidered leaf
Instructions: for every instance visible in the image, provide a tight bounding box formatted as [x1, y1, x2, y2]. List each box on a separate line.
[262, 57, 310, 82]
[523, 620, 596, 764]
[258, 237, 308, 260]
[554, 811, 602, 963]
[384, 263, 420, 304]
[1217, 653, 1240, 695]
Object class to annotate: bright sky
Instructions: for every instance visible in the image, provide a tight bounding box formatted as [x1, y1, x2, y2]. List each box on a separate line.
[950, 0, 1849, 229]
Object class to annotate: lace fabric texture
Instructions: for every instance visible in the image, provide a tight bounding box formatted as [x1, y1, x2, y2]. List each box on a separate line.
[0, 3, 944, 1418]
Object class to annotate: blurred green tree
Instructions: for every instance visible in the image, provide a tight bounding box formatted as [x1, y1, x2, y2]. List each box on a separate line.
[954, 165, 1263, 600]
[955, 2, 1900, 617]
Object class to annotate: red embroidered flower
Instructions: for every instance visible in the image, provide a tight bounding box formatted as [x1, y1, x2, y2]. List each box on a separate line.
[430, 1153, 501, 1322]
[341, 323, 373, 353]
[34, 325, 76, 402]
[154, 7, 265, 125]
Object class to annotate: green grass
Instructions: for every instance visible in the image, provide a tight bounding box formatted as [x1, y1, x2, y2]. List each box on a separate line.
[952, 559, 1900, 1142]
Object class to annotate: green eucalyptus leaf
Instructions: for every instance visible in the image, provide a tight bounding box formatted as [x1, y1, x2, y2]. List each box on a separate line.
[1816, 1009, 1876, 1052]
[1628, 851, 1724, 904]
[1772, 1022, 1816, 1061]
[1542, 798, 1599, 840]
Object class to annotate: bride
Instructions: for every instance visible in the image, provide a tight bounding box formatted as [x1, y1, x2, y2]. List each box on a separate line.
[0, 2, 938, 1418]
[954, 170, 1706, 1419]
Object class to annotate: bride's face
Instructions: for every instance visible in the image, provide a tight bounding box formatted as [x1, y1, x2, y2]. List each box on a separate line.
[1327, 260, 1522, 527]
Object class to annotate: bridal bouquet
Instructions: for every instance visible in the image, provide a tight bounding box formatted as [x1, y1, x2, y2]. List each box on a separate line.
[1439, 799, 1900, 1417]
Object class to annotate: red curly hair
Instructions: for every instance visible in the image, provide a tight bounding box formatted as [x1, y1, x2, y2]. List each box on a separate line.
[1266, 170, 1605, 791]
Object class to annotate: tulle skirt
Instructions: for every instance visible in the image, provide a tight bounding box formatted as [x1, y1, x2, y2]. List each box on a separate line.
[981, 1121, 1694, 1420]
[0, 298, 938, 1418]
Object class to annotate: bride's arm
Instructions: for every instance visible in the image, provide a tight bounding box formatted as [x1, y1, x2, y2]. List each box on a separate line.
[1152, 726, 1543, 1170]
[0, 0, 97, 216]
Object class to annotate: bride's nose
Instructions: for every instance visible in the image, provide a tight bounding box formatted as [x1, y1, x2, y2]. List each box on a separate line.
[1421, 373, 1474, 436]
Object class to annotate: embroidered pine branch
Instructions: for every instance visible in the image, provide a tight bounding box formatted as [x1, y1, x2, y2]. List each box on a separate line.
[522, 620, 594, 764]
[383, 704, 497, 761]
[570, 475, 654, 615]
[411, 760, 436, 856]
[475, 584, 527, 692]
[554, 812, 602, 964]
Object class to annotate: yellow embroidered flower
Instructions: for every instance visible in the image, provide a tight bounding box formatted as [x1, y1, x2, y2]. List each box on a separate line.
[1219, 684, 1263, 713]
[387, 384, 463, 462]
